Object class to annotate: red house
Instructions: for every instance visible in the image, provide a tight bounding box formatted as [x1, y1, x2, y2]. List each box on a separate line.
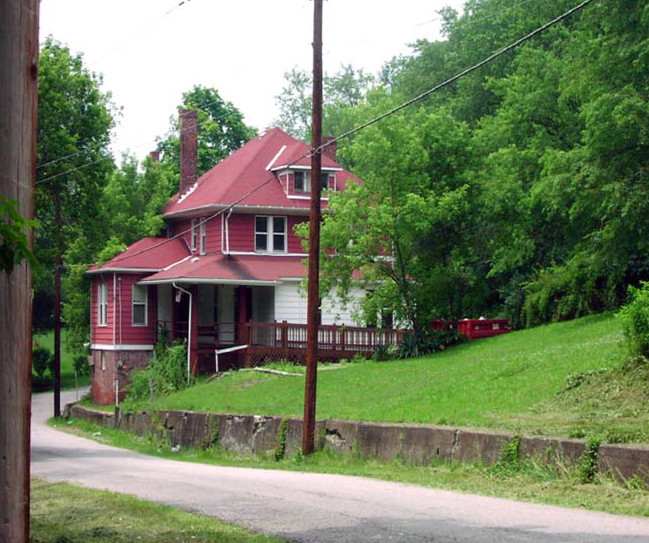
[86, 111, 395, 404]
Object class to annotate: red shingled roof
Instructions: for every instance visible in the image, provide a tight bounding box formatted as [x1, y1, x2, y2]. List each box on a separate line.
[163, 128, 360, 218]
[86, 237, 189, 273]
[139, 254, 306, 285]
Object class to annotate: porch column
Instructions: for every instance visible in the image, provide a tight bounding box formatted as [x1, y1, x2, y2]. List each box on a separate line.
[190, 285, 199, 374]
[237, 286, 251, 366]
[170, 287, 178, 342]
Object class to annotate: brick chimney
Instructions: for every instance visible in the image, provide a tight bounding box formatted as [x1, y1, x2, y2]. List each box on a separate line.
[322, 136, 337, 162]
[179, 108, 198, 193]
[149, 150, 160, 162]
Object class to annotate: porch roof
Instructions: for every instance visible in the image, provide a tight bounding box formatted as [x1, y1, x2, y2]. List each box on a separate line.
[138, 254, 306, 286]
[86, 237, 189, 274]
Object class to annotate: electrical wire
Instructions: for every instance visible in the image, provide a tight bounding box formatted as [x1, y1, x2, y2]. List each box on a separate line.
[66, 0, 598, 268]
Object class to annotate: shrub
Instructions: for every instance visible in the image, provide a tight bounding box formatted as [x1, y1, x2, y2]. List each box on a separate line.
[73, 354, 90, 377]
[618, 283, 649, 358]
[123, 342, 187, 408]
[32, 345, 53, 378]
[398, 328, 463, 359]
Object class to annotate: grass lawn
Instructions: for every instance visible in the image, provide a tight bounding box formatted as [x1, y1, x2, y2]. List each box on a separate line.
[33, 329, 90, 389]
[53, 418, 649, 518]
[31, 478, 282, 542]
[148, 313, 642, 441]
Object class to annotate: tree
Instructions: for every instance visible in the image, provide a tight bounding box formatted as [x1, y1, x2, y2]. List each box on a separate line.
[274, 65, 375, 141]
[156, 86, 256, 178]
[36, 37, 115, 413]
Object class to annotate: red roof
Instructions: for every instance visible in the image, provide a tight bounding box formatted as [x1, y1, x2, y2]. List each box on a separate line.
[139, 254, 306, 285]
[87, 237, 189, 273]
[163, 128, 360, 218]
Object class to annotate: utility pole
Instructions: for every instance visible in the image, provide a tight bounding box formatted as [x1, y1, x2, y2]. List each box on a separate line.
[303, 0, 323, 456]
[53, 191, 62, 417]
[0, 1, 40, 541]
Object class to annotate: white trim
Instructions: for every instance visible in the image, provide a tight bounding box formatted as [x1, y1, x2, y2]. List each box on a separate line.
[265, 145, 287, 171]
[164, 204, 311, 219]
[140, 278, 280, 286]
[161, 255, 193, 272]
[86, 267, 159, 275]
[98, 282, 108, 327]
[190, 219, 198, 252]
[91, 344, 154, 351]
[199, 219, 206, 255]
[287, 195, 329, 201]
[227, 251, 307, 257]
[255, 215, 287, 254]
[271, 164, 343, 172]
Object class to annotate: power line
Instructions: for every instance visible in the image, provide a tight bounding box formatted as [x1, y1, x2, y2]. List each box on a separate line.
[82, 0, 598, 270]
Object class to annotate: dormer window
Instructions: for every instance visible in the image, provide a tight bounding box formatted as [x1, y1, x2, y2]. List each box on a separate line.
[292, 171, 334, 194]
[255, 216, 287, 253]
[199, 220, 206, 255]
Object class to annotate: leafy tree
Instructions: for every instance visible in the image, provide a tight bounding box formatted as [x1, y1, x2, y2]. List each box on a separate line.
[36, 37, 115, 348]
[273, 64, 375, 141]
[156, 86, 256, 178]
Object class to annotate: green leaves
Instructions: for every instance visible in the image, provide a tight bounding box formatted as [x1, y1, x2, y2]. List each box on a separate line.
[0, 196, 38, 275]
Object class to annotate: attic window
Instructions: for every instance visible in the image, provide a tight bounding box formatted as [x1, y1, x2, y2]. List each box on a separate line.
[293, 171, 334, 194]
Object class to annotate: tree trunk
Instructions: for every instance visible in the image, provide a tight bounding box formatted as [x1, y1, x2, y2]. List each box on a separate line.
[0, 1, 40, 541]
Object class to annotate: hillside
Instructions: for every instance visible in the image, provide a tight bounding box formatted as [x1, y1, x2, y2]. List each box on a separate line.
[143, 313, 649, 443]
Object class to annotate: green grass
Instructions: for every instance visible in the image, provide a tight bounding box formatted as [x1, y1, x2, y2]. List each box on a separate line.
[148, 313, 635, 440]
[52, 417, 649, 518]
[33, 329, 90, 389]
[31, 478, 282, 542]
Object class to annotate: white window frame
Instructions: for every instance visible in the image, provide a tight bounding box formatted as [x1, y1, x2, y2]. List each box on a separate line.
[132, 284, 148, 327]
[98, 283, 108, 327]
[190, 219, 197, 252]
[255, 215, 287, 253]
[199, 219, 206, 255]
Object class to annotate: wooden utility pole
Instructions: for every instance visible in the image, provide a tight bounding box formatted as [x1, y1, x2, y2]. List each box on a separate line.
[53, 192, 62, 417]
[0, 0, 40, 541]
[303, 0, 323, 455]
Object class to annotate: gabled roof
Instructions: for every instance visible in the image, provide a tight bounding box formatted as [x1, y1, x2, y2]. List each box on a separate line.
[139, 254, 306, 285]
[86, 237, 189, 274]
[163, 128, 360, 219]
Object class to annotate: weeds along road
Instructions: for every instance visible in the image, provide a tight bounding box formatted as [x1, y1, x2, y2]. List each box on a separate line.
[32, 390, 649, 543]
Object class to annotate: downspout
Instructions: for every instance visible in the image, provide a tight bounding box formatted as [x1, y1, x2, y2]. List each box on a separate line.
[224, 207, 233, 255]
[173, 282, 193, 384]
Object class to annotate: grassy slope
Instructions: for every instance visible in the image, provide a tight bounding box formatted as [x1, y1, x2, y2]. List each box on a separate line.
[31, 478, 281, 542]
[153, 313, 637, 439]
[33, 329, 90, 389]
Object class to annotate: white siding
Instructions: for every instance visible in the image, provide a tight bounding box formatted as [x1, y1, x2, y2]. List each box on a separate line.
[274, 282, 364, 326]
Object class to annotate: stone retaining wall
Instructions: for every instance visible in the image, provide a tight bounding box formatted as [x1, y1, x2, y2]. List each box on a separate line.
[67, 404, 649, 483]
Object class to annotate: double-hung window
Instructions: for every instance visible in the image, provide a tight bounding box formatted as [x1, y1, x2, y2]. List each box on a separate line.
[293, 171, 332, 194]
[97, 283, 108, 326]
[255, 216, 287, 253]
[132, 285, 148, 326]
[199, 220, 206, 255]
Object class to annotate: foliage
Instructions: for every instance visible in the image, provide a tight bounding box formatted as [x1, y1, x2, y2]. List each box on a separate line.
[618, 283, 649, 358]
[73, 353, 91, 377]
[274, 418, 289, 462]
[397, 329, 463, 359]
[156, 85, 256, 178]
[33, 345, 53, 379]
[123, 342, 188, 409]
[36, 37, 115, 344]
[0, 196, 39, 275]
[578, 436, 602, 484]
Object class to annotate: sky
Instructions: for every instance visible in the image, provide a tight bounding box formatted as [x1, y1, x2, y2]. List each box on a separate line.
[39, 0, 466, 160]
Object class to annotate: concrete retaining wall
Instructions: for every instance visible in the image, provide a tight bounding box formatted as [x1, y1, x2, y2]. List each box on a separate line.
[67, 404, 649, 483]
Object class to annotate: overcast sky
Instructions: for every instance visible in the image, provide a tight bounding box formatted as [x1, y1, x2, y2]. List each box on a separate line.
[39, 0, 465, 160]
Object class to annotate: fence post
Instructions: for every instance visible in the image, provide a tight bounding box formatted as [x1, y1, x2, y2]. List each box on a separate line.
[282, 320, 288, 349]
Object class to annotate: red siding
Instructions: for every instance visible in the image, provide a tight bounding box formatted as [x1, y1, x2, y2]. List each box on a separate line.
[288, 216, 307, 253]
[228, 214, 255, 252]
[114, 274, 156, 345]
[171, 216, 222, 255]
[91, 275, 114, 344]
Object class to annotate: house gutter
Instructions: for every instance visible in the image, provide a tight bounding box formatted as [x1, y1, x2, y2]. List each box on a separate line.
[172, 282, 193, 384]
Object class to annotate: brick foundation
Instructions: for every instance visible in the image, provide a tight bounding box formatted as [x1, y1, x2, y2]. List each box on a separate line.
[91, 349, 153, 405]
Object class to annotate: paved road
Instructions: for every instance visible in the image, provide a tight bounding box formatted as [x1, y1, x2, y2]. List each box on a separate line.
[32, 390, 649, 542]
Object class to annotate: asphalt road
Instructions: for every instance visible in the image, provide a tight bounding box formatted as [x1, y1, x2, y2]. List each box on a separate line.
[31, 390, 649, 542]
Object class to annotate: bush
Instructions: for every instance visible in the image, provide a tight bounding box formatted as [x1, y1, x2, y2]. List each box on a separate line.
[33, 345, 53, 378]
[618, 282, 649, 357]
[398, 328, 463, 359]
[73, 354, 91, 377]
[123, 342, 187, 408]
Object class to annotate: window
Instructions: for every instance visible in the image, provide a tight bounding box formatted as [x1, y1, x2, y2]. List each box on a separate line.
[294, 171, 307, 193]
[255, 216, 286, 253]
[190, 219, 197, 251]
[98, 283, 108, 326]
[132, 284, 148, 326]
[292, 171, 333, 194]
[199, 219, 206, 255]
